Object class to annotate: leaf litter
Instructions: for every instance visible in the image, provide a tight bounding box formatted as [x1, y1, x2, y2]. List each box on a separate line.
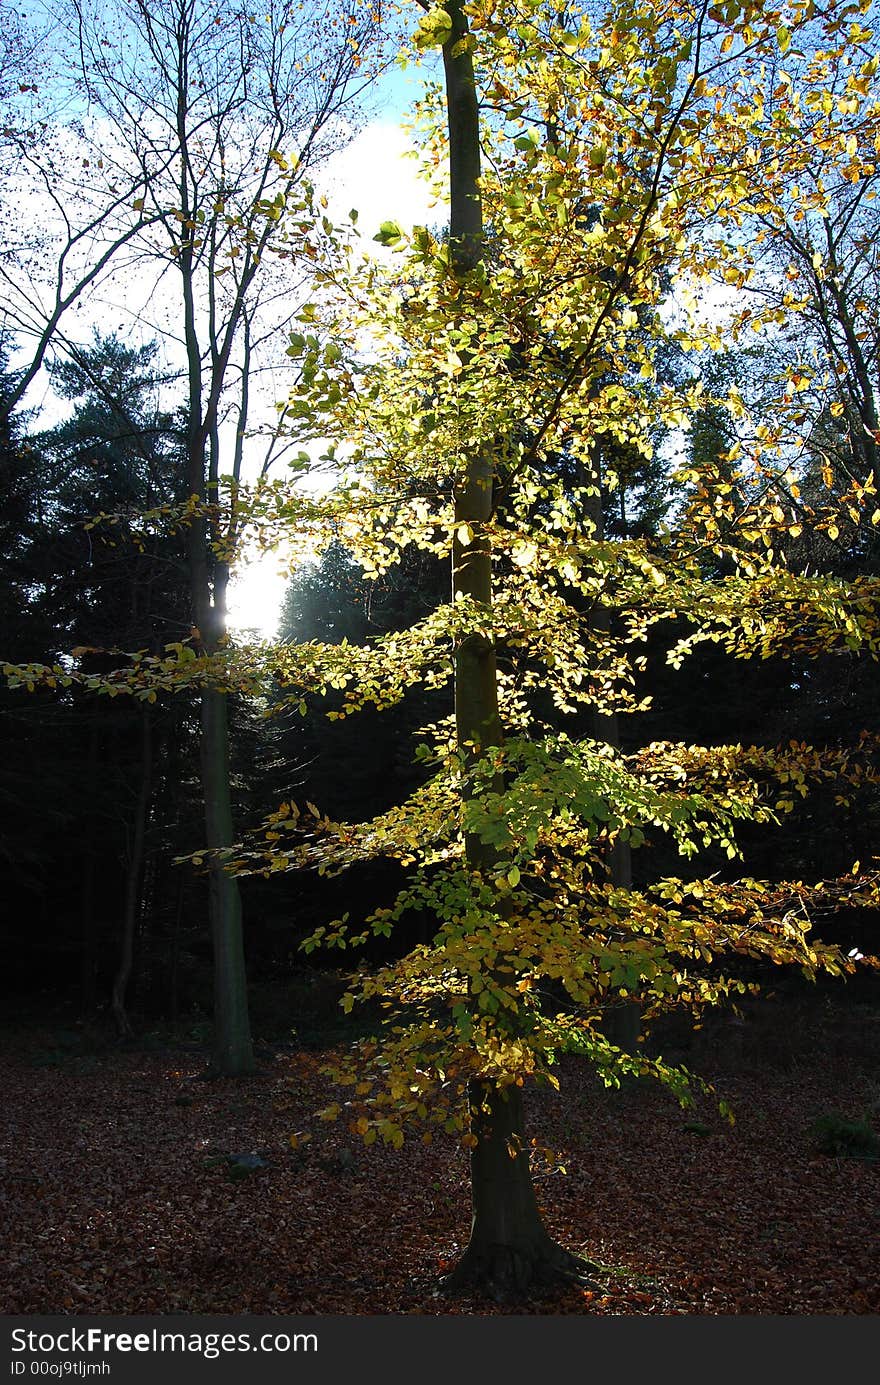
[1, 988, 878, 1315]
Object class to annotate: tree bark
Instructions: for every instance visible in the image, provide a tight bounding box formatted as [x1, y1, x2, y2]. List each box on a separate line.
[187, 502, 255, 1073]
[442, 1081, 597, 1298]
[180, 84, 255, 1073]
[201, 667, 254, 1075]
[442, 0, 592, 1297]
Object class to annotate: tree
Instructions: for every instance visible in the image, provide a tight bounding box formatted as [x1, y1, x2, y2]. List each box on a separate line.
[209, 0, 879, 1297]
[1, 0, 385, 1073]
[0, 0, 160, 418]
[0, 333, 192, 1022]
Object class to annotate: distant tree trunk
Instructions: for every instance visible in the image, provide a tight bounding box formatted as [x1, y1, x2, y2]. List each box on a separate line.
[168, 880, 185, 1031]
[182, 194, 255, 1073]
[442, 0, 594, 1298]
[200, 610, 254, 1075]
[80, 850, 98, 1013]
[111, 708, 152, 1036]
[187, 514, 255, 1076]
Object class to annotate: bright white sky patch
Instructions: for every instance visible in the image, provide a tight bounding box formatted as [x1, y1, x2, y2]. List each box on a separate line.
[227, 119, 440, 641]
[320, 120, 446, 233]
[227, 561, 291, 642]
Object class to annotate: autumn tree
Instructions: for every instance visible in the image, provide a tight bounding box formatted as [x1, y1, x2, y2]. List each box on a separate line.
[217, 0, 880, 1297]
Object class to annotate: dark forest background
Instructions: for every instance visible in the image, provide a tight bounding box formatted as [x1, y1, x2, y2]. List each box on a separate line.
[2, 331, 878, 1046]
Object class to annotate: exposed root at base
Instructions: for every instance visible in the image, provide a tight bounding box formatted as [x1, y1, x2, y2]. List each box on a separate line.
[439, 1239, 604, 1302]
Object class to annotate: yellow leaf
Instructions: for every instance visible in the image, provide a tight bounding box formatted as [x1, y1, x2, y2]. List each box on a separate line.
[511, 540, 538, 567]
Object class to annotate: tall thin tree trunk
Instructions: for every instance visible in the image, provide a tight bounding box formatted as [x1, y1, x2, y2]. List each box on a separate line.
[188, 536, 255, 1075]
[441, 0, 594, 1297]
[181, 150, 255, 1073]
[200, 577, 254, 1073]
[169, 879, 185, 1032]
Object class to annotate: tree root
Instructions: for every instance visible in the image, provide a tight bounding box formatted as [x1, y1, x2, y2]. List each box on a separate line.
[439, 1237, 604, 1302]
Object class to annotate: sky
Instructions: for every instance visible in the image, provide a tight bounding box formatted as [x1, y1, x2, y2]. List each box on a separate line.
[226, 66, 446, 641]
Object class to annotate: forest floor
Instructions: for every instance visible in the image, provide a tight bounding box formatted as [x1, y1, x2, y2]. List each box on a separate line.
[2, 980, 879, 1316]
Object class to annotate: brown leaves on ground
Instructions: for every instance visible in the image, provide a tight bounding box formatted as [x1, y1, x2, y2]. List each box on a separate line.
[1, 986, 878, 1315]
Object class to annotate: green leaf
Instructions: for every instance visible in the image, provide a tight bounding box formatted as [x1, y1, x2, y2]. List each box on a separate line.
[514, 129, 540, 153]
[414, 7, 453, 50]
[373, 220, 404, 247]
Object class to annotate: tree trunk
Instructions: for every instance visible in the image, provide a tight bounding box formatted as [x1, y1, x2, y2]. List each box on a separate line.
[80, 849, 99, 1014]
[181, 148, 255, 1073]
[187, 543, 254, 1073]
[201, 674, 254, 1075]
[442, 0, 592, 1297]
[191, 544, 254, 1074]
[442, 1081, 597, 1298]
[169, 879, 185, 1032]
